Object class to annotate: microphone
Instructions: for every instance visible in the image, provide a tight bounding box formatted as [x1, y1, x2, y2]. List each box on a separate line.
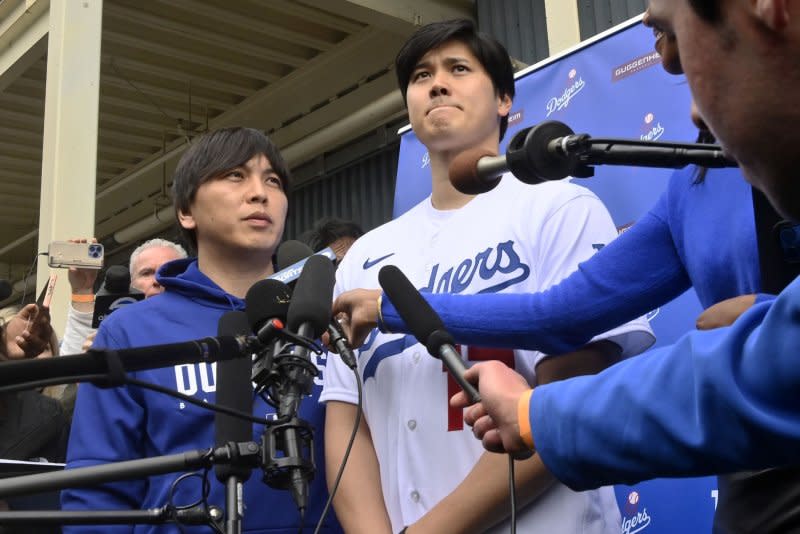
[270, 240, 335, 286]
[378, 265, 481, 404]
[0, 279, 12, 301]
[0, 335, 259, 391]
[215, 311, 255, 483]
[449, 119, 739, 194]
[92, 265, 145, 328]
[273, 240, 358, 369]
[245, 279, 291, 389]
[262, 254, 334, 513]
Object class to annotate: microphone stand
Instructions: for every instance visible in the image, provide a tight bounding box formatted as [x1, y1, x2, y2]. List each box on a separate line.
[505, 120, 738, 182]
[0, 442, 260, 531]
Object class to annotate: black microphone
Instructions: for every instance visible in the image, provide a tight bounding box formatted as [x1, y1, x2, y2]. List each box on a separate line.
[0, 279, 12, 301]
[262, 254, 334, 514]
[274, 241, 358, 369]
[245, 279, 292, 389]
[0, 335, 259, 390]
[449, 120, 738, 194]
[92, 265, 145, 328]
[378, 265, 481, 404]
[270, 240, 336, 286]
[215, 311, 255, 483]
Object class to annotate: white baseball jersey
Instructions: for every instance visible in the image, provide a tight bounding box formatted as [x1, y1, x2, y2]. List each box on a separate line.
[321, 176, 654, 533]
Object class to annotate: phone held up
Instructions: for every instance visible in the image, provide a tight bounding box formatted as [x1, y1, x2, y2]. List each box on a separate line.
[47, 241, 104, 270]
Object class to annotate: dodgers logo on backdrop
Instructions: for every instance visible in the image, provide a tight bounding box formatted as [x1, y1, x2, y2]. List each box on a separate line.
[621, 490, 652, 534]
[640, 113, 665, 141]
[546, 68, 585, 117]
[421, 151, 430, 169]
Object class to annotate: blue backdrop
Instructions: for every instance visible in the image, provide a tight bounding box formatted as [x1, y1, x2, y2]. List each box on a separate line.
[393, 18, 717, 534]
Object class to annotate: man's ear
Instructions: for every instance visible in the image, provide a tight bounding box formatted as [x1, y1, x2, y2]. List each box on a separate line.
[753, 0, 790, 31]
[497, 93, 513, 119]
[177, 208, 196, 231]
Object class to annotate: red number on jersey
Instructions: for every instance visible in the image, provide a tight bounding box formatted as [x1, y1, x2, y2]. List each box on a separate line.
[444, 346, 516, 431]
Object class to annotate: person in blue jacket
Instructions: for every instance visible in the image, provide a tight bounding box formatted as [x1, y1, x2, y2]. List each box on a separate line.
[61, 128, 342, 533]
[448, 0, 800, 497]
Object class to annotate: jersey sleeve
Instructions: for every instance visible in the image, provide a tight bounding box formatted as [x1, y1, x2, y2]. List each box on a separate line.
[60, 323, 146, 534]
[532, 278, 800, 490]
[59, 305, 96, 356]
[381, 187, 687, 356]
[320, 257, 360, 405]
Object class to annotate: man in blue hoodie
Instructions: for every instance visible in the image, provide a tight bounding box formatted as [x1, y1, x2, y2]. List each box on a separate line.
[451, 0, 800, 492]
[62, 128, 341, 533]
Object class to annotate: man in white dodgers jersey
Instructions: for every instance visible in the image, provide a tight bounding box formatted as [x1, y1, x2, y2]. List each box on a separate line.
[321, 19, 654, 534]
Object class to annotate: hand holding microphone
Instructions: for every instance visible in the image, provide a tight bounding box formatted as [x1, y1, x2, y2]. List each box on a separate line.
[377, 265, 481, 405]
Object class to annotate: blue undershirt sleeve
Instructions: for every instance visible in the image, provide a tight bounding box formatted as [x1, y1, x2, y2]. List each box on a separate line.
[381, 191, 691, 354]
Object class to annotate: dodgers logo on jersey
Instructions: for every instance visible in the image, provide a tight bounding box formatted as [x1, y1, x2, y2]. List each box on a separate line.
[359, 240, 532, 381]
[420, 240, 530, 295]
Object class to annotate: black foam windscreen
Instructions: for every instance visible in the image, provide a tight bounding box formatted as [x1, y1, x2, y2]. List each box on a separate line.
[99, 265, 131, 294]
[244, 279, 292, 333]
[378, 265, 444, 346]
[286, 254, 335, 338]
[0, 279, 11, 301]
[215, 310, 254, 482]
[276, 240, 314, 271]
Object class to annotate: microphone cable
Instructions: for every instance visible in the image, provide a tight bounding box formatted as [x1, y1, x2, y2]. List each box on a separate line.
[312, 363, 363, 534]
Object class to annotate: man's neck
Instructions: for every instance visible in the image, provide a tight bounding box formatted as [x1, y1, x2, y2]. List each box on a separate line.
[196, 246, 275, 298]
[428, 148, 487, 210]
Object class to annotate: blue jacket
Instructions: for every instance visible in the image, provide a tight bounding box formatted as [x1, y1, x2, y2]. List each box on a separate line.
[62, 259, 342, 534]
[380, 167, 769, 353]
[531, 277, 800, 489]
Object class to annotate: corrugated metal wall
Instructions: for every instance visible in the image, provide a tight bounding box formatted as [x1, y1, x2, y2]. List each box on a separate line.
[284, 142, 400, 240]
[476, 0, 550, 65]
[577, 0, 646, 39]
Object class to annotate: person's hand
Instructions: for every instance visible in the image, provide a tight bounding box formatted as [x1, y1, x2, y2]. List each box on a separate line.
[81, 331, 97, 352]
[67, 238, 99, 300]
[331, 288, 382, 348]
[3, 304, 53, 359]
[450, 361, 534, 459]
[696, 294, 757, 330]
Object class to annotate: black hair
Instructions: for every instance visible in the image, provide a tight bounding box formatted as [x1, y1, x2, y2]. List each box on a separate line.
[171, 127, 291, 252]
[395, 19, 516, 141]
[692, 128, 717, 184]
[301, 217, 364, 253]
[688, 0, 721, 22]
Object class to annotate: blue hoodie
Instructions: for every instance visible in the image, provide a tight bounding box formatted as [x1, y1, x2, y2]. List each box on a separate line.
[62, 259, 342, 534]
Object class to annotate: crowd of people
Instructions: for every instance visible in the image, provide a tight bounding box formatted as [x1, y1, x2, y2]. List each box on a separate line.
[0, 0, 798, 532]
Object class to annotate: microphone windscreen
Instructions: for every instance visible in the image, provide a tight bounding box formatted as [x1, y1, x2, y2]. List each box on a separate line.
[0, 279, 12, 301]
[215, 311, 254, 482]
[286, 254, 335, 337]
[449, 147, 500, 195]
[378, 265, 444, 346]
[101, 265, 131, 294]
[276, 240, 314, 271]
[245, 279, 292, 332]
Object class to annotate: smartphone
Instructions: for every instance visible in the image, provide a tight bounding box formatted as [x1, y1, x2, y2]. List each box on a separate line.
[36, 273, 57, 308]
[47, 241, 104, 270]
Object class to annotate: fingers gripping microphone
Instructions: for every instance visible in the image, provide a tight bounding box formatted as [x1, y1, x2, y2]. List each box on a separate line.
[378, 265, 481, 404]
[263, 254, 335, 514]
[215, 311, 255, 482]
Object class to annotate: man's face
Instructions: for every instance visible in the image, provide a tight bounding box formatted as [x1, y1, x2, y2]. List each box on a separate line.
[405, 39, 512, 155]
[131, 246, 184, 298]
[644, 0, 800, 219]
[179, 153, 288, 263]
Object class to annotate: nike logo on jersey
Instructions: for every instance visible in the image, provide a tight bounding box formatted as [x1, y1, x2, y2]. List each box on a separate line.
[363, 253, 395, 270]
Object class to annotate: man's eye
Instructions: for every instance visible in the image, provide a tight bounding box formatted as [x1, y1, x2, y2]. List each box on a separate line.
[412, 71, 430, 82]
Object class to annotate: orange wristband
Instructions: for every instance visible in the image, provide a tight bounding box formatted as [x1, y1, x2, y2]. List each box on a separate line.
[71, 293, 95, 303]
[517, 389, 535, 450]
